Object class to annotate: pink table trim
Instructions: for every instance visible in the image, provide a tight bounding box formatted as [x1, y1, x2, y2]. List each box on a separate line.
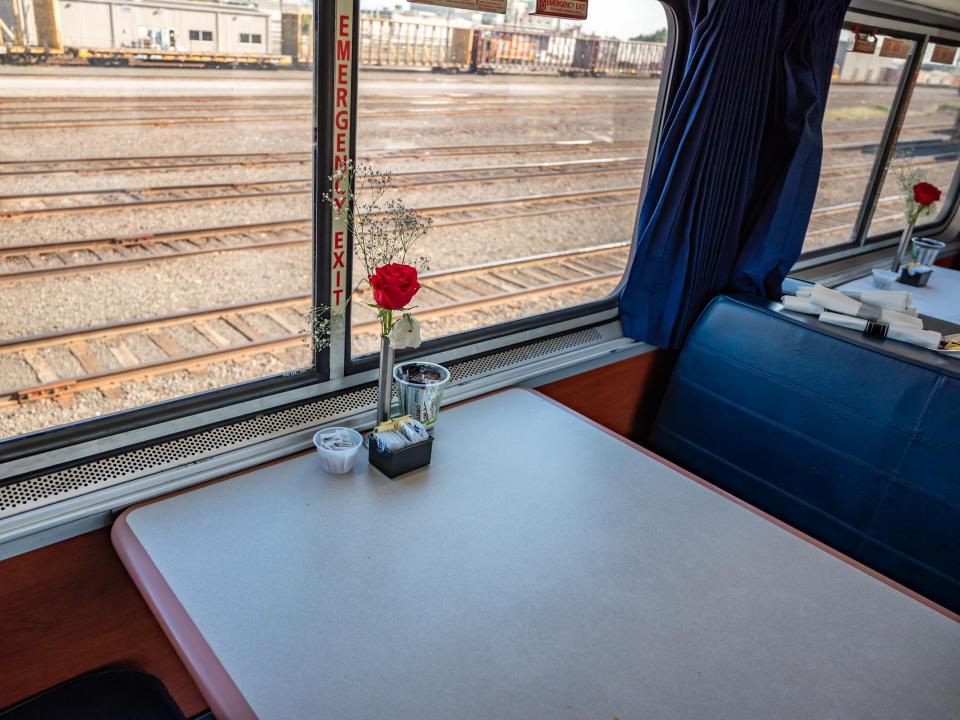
[112, 510, 259, 720]
[526, 388, 960, 624]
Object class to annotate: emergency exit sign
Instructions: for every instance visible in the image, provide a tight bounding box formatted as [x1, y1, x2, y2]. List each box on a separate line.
[414, 0, 507, 12]
[533, 0, 588, 20]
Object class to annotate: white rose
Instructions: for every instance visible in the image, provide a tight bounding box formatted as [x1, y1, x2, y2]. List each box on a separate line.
[389, 314, 421, 349]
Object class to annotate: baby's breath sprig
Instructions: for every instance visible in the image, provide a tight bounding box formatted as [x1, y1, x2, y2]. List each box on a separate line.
[306, 162, 433, 349]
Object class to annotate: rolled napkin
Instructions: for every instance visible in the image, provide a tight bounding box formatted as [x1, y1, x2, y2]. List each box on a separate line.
[888, 325, 942, 350]
[818, 311, 867, 332]
[880, 309, 923, 329]
[797, 285, 913, 311]
[810, 284, 862, 316]
[844, 290, 912, 312]
[781, 295, 822, 315]
[818, 312, 941, 350]
[808, 284, 923, 326]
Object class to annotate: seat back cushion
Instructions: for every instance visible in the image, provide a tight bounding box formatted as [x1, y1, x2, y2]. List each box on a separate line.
[0, 670, 186, 720]
[649, 294, 960, 614]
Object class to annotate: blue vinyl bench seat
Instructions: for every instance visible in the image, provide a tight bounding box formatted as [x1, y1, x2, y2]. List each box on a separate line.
[649, 294, 960, 614]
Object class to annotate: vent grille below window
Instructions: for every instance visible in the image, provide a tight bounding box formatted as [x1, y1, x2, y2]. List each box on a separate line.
[0, 327, 602, 519]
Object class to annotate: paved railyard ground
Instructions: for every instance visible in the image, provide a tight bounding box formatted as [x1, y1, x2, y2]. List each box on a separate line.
[0, 65, 956, 437]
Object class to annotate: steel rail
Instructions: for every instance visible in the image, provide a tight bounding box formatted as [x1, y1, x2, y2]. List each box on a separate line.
[0, 101, 660, 131]
[2, 124, 952, 181]
[0, 241, 630, 354]
[0, 157, 647, 207]
[0, 189, 913, 283]
[0, 246, 627, 406]
[0, 188, 640, 281]
[1, 97, 656, 117]
[6, 149, 953, 208]
[0, 183, 643, 223]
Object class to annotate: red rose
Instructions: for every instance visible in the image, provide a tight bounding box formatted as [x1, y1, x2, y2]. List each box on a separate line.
[369, 263, 421, 310]
[913, 182, 941, 206]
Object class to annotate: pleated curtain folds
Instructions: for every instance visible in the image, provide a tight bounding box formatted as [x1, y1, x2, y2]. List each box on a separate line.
[619, 0, 851, 348]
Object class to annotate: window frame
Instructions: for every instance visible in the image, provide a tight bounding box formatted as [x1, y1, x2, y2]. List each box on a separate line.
[0, 0, 685, 485]
[0, 5, 334, 479]
[861, 33, 960, 248]
[797, 11, 960, 269]
[340, 0, 682, 376]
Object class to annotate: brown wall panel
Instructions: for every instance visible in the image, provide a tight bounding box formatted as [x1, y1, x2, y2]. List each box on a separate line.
[935, 249, 959, 269]
[538, 349, 676, 442]
[0, 527, 206, 716]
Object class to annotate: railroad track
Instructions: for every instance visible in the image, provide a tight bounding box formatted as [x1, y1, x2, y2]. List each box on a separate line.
[3, 145, 954, 222]
[0, 101, 660, 131]
[0, 91, 952, 132]
[0, 141, 651, 177]
[3, 124, 954, 181]
[0, 243, 629, 408]
[0, 186, 640, 281]
[0, 91, 650, 106]
[0, 151, 313, 178]
[0, 96, 654, 118]
[818, 150, 958, 179]
[0, 178, 932, 282]
[804, 193, 904, 243]
[0, 157, 647, 218]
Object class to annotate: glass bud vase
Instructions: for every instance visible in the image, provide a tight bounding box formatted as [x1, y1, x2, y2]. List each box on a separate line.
[376, 335, 394, 424]
[891, 222, 914, 272]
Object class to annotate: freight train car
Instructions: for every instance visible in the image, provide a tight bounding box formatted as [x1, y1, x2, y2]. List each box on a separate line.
[2, 0, 290, 65]
[0, 0, 62, 62]
[568, 36, 662, 77]
[358, 16, 472, 71]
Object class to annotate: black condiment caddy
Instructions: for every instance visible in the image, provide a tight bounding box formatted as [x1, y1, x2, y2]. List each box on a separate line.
[898, 267, 932, 287]
[368, 435, 433, 479]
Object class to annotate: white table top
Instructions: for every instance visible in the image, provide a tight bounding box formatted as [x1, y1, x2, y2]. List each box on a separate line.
[113, 389, 960, 720]
[838, 265, 960, 325]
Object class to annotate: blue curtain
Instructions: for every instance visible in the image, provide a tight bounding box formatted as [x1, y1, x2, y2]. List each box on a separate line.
[619, 0, 850, 348]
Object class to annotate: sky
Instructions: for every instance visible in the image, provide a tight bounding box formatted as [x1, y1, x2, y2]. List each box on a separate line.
[579, 1, 667, 39]
[360, 0, 668, 41]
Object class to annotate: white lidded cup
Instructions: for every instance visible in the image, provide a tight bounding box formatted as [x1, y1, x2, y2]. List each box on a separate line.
[312, 427, 363, 475]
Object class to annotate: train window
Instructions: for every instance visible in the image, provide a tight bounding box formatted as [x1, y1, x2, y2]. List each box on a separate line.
[865, 40, 960, 239]
[202, 31, 214, 41]
[240, 33, 251, 43]
[0, 19, 315, 441]
[252, 34, 262, 44]
[350, 0, 669, 357]
[802, 29, 915, 253]
[189, 30, 200, 41]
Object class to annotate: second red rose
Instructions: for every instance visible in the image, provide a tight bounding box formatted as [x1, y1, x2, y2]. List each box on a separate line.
[913, 182, 942, 206]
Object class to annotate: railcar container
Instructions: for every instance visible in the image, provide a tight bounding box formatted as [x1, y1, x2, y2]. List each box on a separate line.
[282, 11, 312, 68]
[359, 16, 473, 71]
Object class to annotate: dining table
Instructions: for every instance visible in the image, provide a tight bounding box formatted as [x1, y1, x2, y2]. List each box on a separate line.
[112, 389, 960, 720]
